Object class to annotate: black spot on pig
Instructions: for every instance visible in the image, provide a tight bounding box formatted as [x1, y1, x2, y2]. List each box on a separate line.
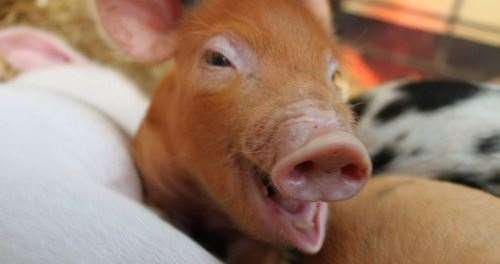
[399, 80, 481, 111]
[437, 171, 490, 191]
[476, 134, 500, 155]
[371, 147, 396, 174]
[375, 97, 412, 123]
[349, 95, 372, 122]
[376, 80, 482, 123]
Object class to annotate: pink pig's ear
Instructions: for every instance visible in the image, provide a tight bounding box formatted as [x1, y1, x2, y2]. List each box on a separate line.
[298, 0, 333, 34]
[92, 0, 182, 63]
[0, 26, 88, 72]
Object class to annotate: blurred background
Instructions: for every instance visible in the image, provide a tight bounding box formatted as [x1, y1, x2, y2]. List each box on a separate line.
[1, 0, 500, 96]
[333, 0, 500, 93]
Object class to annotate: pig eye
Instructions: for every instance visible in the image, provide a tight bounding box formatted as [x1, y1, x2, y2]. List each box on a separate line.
[204, 50, 233, 67]
[331, 69, 340, 82]
[329, 60, 340, 81]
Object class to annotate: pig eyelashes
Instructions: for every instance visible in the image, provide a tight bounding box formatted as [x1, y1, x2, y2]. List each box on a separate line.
[203, 50, 233, 68]
[201, 35, 254, 73]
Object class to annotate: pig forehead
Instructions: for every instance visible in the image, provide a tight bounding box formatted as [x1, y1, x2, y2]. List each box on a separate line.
[181, 0, 334, 62]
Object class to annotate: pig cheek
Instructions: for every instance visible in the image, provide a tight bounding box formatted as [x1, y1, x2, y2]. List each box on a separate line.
[189, 132, 280, 245]
[227, 196, 284, 245]
[239, 104, 280, 168]
[195, 159, 274, 242]
[185, 84, 280, 240]
[185, 98, 243, 193]
[242, 123, 270, 162]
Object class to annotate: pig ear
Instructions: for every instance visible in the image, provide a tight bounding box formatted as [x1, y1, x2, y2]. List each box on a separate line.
[92, 0, 182, 63]
[0, 27, 88, 72]
[298, 0, 334, 34]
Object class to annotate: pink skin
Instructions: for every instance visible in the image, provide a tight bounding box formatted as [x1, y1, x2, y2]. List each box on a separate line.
[273, 131, 371, 201]
[0, 27, 88, 72]
[93, 0, 182, 63]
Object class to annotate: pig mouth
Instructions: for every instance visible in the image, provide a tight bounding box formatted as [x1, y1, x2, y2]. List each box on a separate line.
[235, 131, 371, 253]
[240, 159, 328, 254]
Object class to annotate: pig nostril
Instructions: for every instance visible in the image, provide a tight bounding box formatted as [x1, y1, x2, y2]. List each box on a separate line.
[341, 164, 362, 180]
[289, 157, 367, 184]
[294, 160, 315, 174]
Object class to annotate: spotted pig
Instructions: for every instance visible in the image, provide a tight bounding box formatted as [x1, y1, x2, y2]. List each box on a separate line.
[352, 80, 500, 196]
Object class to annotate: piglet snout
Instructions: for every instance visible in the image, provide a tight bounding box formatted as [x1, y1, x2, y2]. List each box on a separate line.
[271, 131, 371, 202]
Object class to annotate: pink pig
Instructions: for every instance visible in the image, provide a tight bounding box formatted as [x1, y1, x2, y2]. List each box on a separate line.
[0, 27, 222, 263]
